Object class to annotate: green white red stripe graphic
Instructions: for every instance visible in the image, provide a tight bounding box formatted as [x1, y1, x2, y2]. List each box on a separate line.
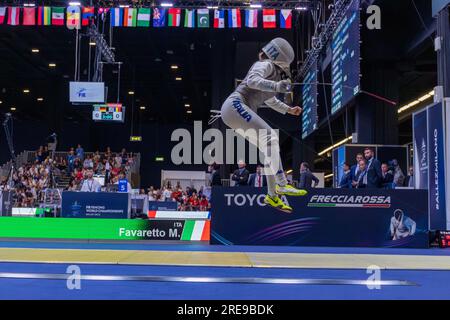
[181, 220, 210, 241]
[308, 203, 391, 208]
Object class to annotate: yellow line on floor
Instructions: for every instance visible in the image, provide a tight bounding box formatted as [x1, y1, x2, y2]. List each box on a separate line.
[0, 248, 253, 267]
[1, 248, 450, 270]
[247, 253, 450, 270]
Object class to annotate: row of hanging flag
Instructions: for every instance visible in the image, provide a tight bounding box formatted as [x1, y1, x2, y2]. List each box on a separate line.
[0, 6, 293, 29]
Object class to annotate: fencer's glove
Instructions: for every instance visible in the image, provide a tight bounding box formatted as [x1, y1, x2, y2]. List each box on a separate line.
[275, 80, 292, 93]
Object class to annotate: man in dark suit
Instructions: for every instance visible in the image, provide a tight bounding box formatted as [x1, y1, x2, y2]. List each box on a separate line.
[339, 162, 353, 188]
[380, 162, 394, 188]
[209, 163, 222, 186]
[231, 160, 250, 186]
[352, 160, 368, 188]
[364, 147, 382, 188]
[299, 162, 319, 189]
[248, 165, 267, 187]
[404, 166, 414, 188]
[350, 153, 364, 183]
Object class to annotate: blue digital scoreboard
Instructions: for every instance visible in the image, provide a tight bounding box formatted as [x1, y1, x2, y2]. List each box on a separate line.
[331, 0, 360, 115]
[302, 61, 318, 139]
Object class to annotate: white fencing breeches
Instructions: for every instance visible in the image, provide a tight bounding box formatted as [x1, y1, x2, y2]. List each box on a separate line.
[221, 92, 287, 196]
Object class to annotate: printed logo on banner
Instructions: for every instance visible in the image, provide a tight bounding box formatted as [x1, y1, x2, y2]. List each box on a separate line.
[307, 194, 391, 208]
[427, 102, 447, 230]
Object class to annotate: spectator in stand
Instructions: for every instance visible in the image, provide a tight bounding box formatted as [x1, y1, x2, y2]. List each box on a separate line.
[381, 163, 394, 188]
[232, 160, 250, 186]
[163, 185, 173, 201]
[350, 153, 364, 183]
[36, 146, 45, 163]
[405, 166, 414, 188]
[105, 147, 112, 157]
[104, 158, 111, 184]
[189, 192, 200, 211]
[364, 147, 382, 188]
[67, 149, 75, 174]
[76, 144, 84, 160]
[391, 159, 405, 187]
[299, 162, 319, 189]
[114, 170, 132, 193]
[199, 195, 210, 211]
[95, 158, 104, 175]
[83, 154, 94, 169]
[352, 160, 368, 189]
[79, 167, 101, 192]
[147, 186, 156, 201]
[43, 145, 50, 159]
[248, 165, 267, 188]
[111, 162, 121, 179]
[171, 186, 183, 203]
[114, 153, 122, 167]
[339, 162, 352, 188]
[120, 148, 128, 165]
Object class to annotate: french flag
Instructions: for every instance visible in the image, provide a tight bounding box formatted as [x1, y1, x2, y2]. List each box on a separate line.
[213, 9, 224, 28]
[245, 9, 258, 28]
[228, 9, 241, 28]
[280, 9, 292, 29]
[7, 7, 20, 26]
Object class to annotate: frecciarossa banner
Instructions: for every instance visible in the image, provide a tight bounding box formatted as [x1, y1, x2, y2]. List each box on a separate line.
[210, 187, 429, 248]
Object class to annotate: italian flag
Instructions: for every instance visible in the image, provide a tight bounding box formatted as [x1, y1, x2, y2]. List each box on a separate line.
[180, 220, 210, 241]
[7, 7, 20, 26]
[38, 7, 51, 26]
[168, 8, 181, 27]
[123, 8, 137, 27]
[263, 9, 276, 28]
[52, 7, 65, 26]
[137, 8, 150, 27]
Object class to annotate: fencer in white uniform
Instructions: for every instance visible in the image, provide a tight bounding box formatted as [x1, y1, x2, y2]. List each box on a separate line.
[221, 38, 307, 213]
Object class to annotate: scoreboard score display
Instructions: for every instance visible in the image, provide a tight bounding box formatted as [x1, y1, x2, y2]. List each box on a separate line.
[331, 0, 360, 115]
[92, 104, 125, 122]
[301, 61, 318, 139]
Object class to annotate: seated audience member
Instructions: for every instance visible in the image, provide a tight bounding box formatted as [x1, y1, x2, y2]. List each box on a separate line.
[232, 160, 250, 186]
[352, 160, 368, 189]
[189, 192, 200, 211]
[381, 162, 394, 188]
[248, 165, 267, 187]
[199, 195, 210, 211]
[339, 162, 352, 188]
[391, 159, 405, 187]
[299, 162, 319, 189]
[363, 147, 382, 188]
[404, 166, 414, 188]
[79, 167, 101, 192]
[83, 155, 94, 169]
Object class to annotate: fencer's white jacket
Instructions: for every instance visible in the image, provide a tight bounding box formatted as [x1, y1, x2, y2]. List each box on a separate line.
[235, 60, 291, 114]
